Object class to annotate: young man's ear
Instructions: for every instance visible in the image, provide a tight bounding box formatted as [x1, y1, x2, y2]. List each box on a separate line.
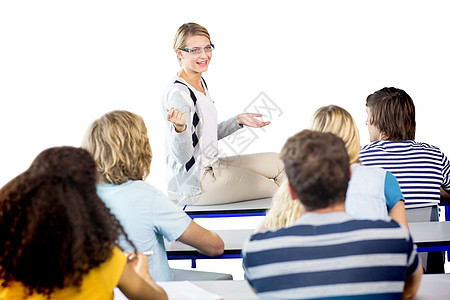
[287, 183, 299, 201]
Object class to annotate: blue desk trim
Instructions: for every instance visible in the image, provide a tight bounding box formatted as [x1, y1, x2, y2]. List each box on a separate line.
[167, 252, 242, 268]
[438, 197, 450, 221]
[188, 212, 266, 219]
[416, 246, 450, 252]
[168, 245, 448, 266]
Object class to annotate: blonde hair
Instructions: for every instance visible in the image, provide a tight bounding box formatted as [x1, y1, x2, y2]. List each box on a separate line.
[81, 110, 152, 185]
[173, 22, 212, 66]
[264, 181, 303, 230]
[310, 105, 361, 164]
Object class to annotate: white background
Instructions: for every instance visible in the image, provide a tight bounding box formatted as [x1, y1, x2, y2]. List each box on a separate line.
[1, 0, 449, 278]
[1, 0, 449, 189]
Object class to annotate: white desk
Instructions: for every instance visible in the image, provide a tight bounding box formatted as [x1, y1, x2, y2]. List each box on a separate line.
[182, 197, 272, 218]
[193, 280, 257, 300]
[166, 222, 450, 259]
[166, 229, 253, 253]
[405, 274, 450, 299]
[166, 229, 253, 266]
[409, 221, 450, 251]
[155, 274, 449, 300]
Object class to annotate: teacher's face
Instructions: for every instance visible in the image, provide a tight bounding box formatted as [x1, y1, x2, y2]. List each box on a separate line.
[179, 35, 212, 74]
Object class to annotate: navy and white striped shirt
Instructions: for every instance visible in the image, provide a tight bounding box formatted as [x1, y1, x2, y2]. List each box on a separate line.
[242, 212, 419, 300]
[360, 140, 450, 204]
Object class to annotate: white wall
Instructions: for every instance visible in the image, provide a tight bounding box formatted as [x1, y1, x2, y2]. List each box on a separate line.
[1, 0, 449, 190]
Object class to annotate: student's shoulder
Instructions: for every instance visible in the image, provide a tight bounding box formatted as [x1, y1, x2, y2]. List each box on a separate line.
[361, 140, 442, 154]
[411, 140, 446, 153]
[352, 164, 387, 177]
[360, 140, 387, 152]
[243, 227, 289, 256]
[340, 218, 406, 234]
[109, 180, 166, 201]
[364, 218, 410, 236]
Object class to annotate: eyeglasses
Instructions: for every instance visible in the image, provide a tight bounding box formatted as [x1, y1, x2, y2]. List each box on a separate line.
[179, 44, 215, 55]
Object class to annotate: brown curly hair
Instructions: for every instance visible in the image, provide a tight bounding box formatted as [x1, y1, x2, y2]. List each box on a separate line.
[281, 130, 350, 211]
[0, 146, 135, 296]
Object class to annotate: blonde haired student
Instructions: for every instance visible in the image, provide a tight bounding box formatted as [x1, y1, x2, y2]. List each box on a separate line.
[256, 181, 303, 232]
[163, 22, 285, 205]
[259, 105, 407, 231]
[312, 105, 407, 226]
[82, 110, 224, 281]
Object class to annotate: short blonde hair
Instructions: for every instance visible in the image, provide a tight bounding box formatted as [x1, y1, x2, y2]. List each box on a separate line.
[310, 105, 361, 164]
[173, 22, 212, 65]
[264, 181, 303, 230]
[81, 110, 152, 185]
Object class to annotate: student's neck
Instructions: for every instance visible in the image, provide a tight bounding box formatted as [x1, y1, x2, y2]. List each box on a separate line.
[305, 202, 346, 214]
[178, 69, 202, 87]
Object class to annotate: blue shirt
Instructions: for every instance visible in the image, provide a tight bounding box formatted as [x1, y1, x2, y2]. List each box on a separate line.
[97, 180, 192, 281]
[385, 171, 404, 210]
[243, 212, 419, 300]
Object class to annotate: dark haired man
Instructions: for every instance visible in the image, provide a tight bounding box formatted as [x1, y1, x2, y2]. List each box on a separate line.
[360, 87, 450, 272]
[361, 87, 450, 206]
[242, 130, 422, 299]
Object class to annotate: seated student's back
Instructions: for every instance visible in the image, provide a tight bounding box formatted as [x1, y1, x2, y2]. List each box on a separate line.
[82, 110, 224, 281]
[243, 130, 422, 299]
[360, 87, 449, 273]
[360, 87, 450, 206]
[260, 105, 407, 232]
[245, 216, 417, 299]
[0, 146, 167, 300]
[97, 180, 191, 281]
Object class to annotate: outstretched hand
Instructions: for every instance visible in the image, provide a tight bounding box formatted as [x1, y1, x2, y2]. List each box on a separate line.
[237, 113, 271, 128]
[167, 108, 186, 132]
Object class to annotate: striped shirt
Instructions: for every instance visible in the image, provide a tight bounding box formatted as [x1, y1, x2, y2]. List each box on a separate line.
[360, 140, 450, 204]
[242, 212, 419, 300]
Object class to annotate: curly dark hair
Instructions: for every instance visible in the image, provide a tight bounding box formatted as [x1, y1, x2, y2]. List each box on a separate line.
[281, 130, 350, 211]
[0, 146, 135, 296]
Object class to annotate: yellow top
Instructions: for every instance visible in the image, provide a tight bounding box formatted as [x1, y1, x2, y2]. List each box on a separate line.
[0, 246, 126, 300]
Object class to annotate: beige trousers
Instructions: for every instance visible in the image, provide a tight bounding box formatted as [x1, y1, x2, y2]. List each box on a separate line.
[188, 152, 286, 205]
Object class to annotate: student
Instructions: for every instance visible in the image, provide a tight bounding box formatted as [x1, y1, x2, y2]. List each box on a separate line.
[243, 130, 422, 299]
[312, 105, 407, 225]
[360, 87, 450, 207]
[258, 105, 407, 231]
[360, 87, 450, 273]
[81, 110, 224, 281]
[0, 146, 167, 300]
[162, 22, 285, 205]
